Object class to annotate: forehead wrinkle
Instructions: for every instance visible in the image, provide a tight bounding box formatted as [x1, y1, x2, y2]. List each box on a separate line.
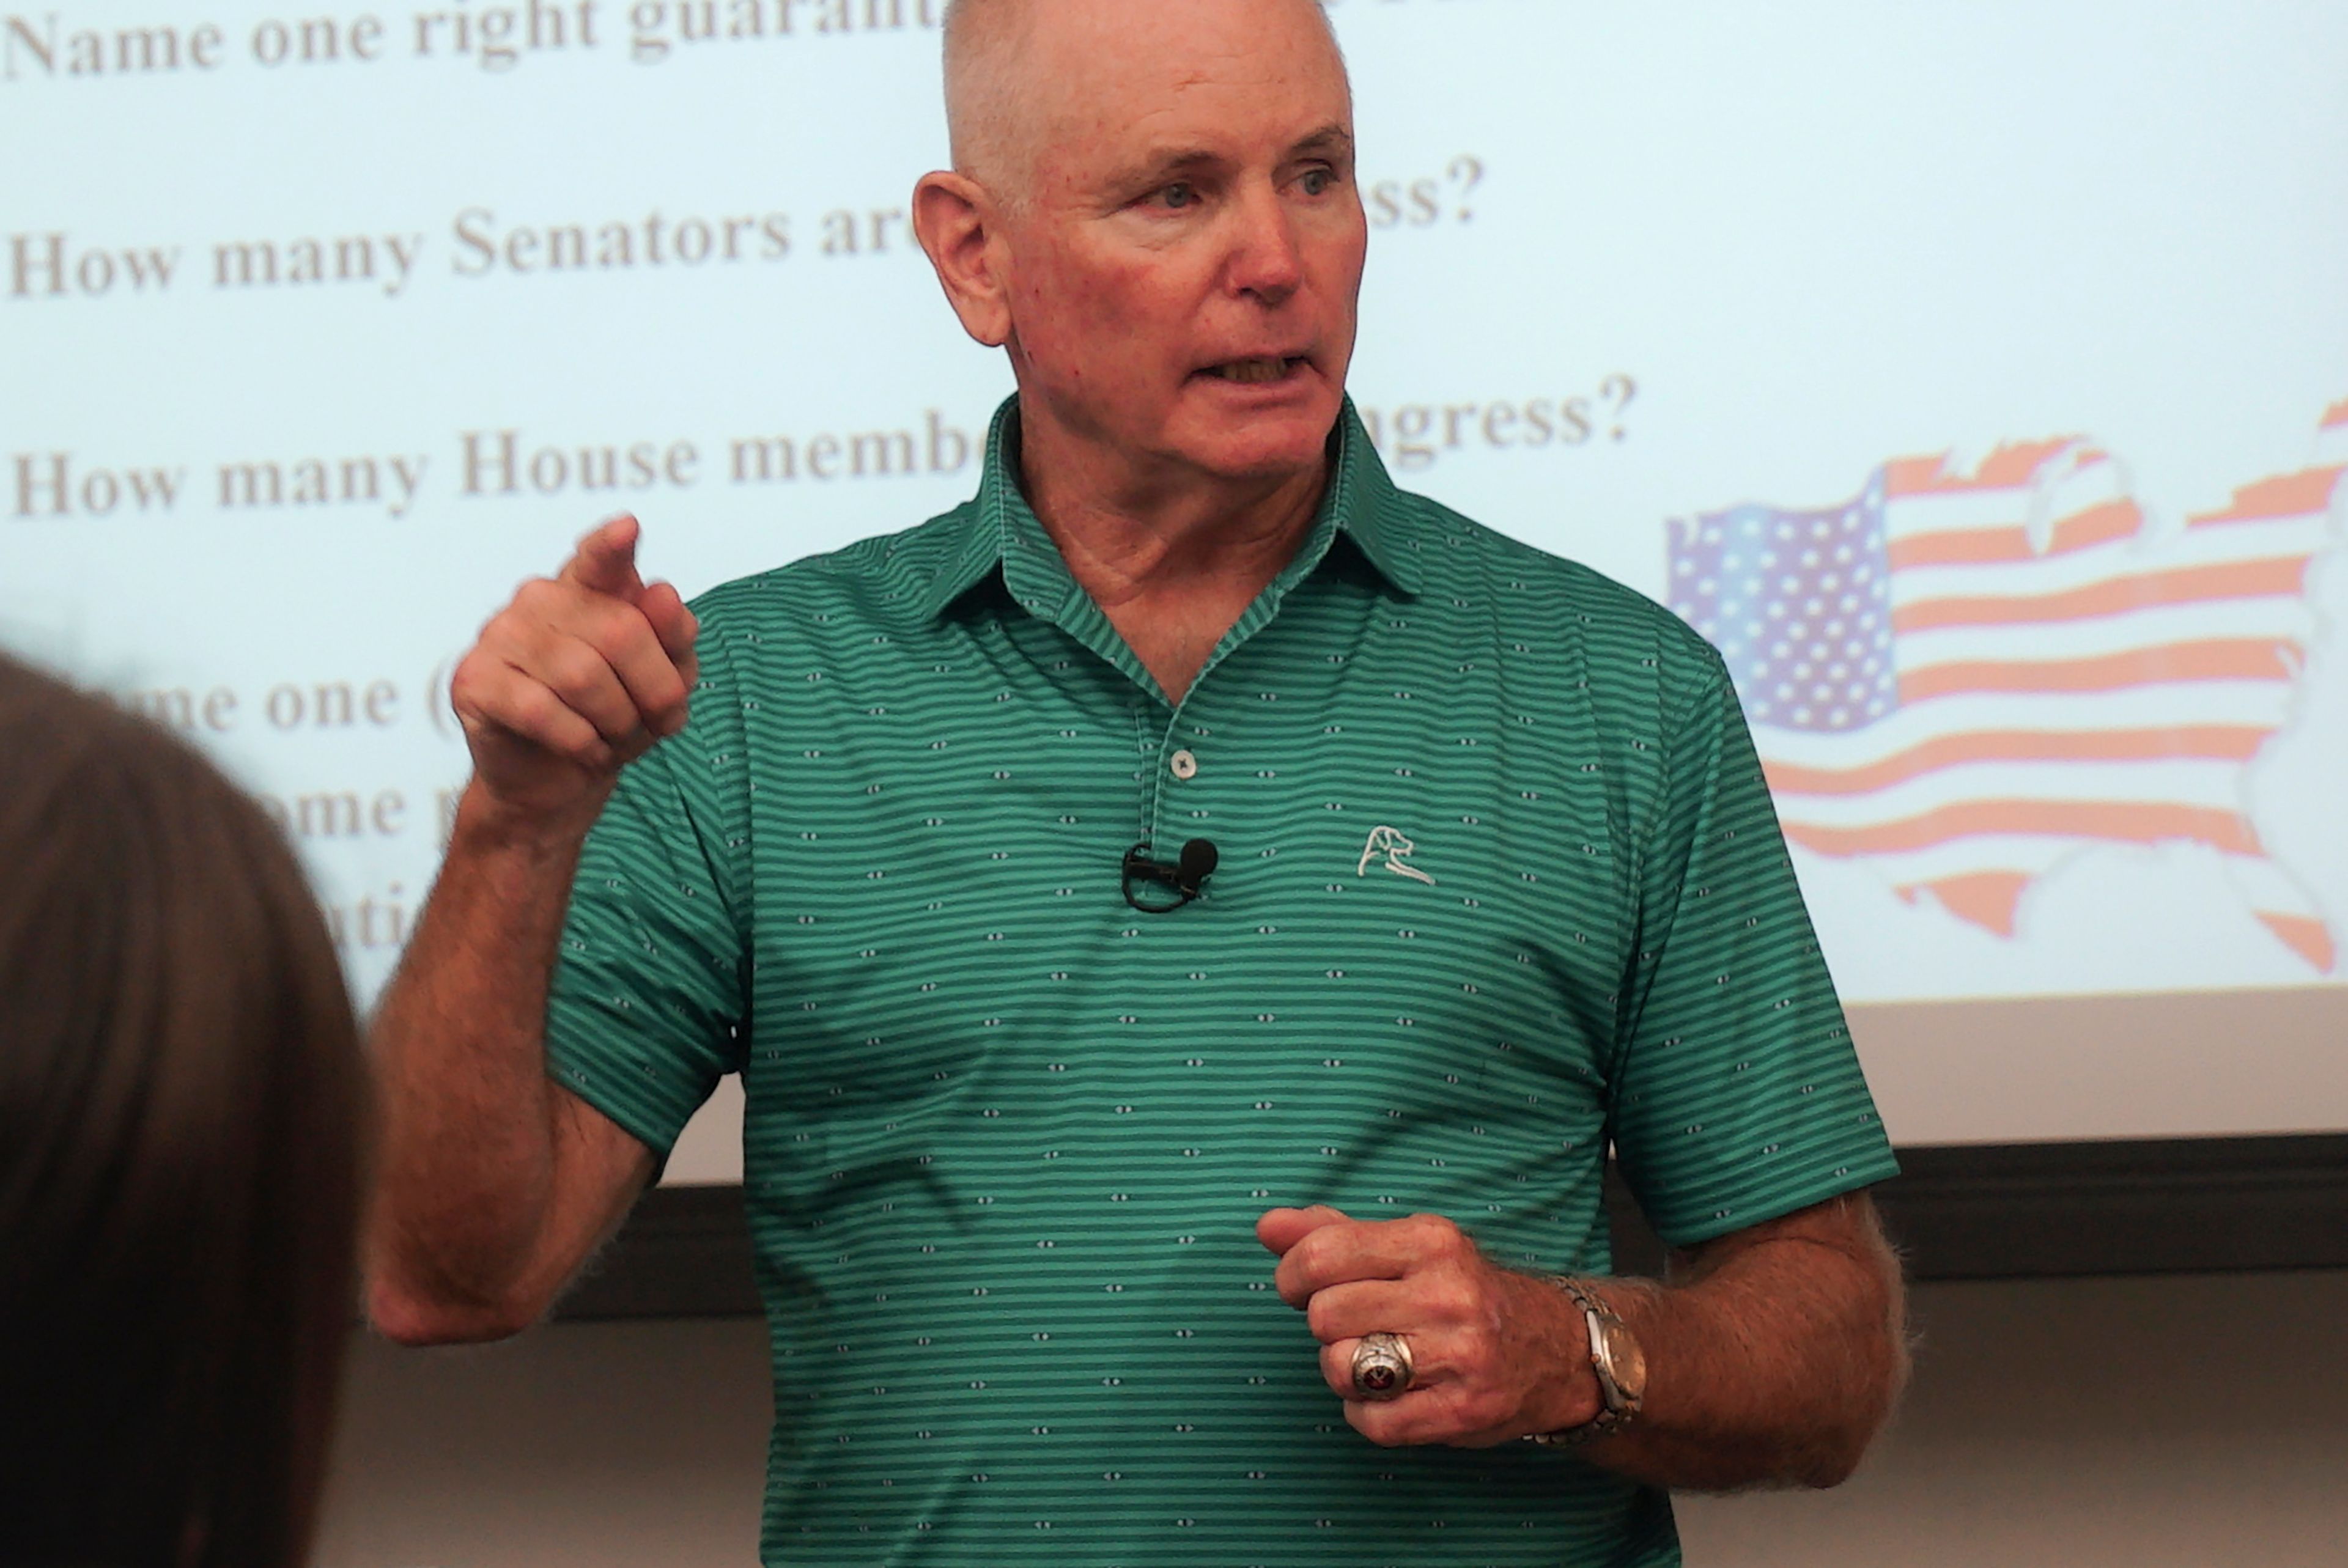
[1055, 72, 1354, 199]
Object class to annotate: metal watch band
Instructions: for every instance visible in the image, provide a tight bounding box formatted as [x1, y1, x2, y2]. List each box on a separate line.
[1523, 1276, 1641, 1448]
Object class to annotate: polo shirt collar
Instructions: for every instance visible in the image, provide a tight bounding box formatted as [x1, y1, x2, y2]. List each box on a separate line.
[916, 394, 1425, 624]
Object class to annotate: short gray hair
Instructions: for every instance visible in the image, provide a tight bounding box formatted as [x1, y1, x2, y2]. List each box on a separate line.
[939, 0, 1031, 194]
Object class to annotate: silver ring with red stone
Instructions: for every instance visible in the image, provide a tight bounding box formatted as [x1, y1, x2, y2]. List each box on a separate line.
[1349, 1331, 1415, 1402]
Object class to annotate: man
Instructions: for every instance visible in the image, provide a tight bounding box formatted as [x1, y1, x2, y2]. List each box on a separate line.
[367, 1, 1909, 1562]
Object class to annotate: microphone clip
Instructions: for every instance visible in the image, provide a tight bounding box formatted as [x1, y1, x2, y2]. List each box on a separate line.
[1121, 837, 1219, 914]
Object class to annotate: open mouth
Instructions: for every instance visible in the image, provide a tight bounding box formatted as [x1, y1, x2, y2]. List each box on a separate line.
[1202, 356, 1309, 385]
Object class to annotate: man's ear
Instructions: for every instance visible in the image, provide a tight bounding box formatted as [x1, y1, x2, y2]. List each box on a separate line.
[914, 171, 1013, 349]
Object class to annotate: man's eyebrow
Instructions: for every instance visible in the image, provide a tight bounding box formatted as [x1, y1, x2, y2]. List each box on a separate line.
[1109, 146, 1225, 188]
[1290, 124, 1354, 160]
[1109, 126, 1357, 189]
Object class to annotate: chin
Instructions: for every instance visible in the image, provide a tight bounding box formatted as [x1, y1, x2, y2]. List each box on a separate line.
[1175, 400, 1342, 484]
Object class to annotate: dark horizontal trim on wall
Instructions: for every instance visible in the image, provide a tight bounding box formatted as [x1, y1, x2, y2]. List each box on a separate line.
[1879, 1133, 2348, 1281]
[553, 1133, 2348, 1322]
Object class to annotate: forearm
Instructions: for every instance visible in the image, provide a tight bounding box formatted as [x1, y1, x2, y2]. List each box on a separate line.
[1576, 1199, 1908, 1490]
[365, 779, 596, 1333]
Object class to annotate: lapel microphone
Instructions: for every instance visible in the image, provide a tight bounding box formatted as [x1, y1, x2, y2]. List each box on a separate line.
[1121, 837, 1219, 913]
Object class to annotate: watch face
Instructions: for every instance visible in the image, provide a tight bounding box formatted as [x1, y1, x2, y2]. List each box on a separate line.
[1594, 1319, 1649, 1400]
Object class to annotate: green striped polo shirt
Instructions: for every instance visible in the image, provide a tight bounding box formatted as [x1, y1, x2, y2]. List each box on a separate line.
[547, 397, 1899, 1567]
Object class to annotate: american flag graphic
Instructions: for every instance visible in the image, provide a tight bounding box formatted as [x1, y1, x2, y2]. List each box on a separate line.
[1669, 399, 2347, 973]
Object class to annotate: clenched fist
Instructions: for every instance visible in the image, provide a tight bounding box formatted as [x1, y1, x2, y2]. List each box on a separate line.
[449, 514, 699, 831]
[1258, 1205, 1602, 1448]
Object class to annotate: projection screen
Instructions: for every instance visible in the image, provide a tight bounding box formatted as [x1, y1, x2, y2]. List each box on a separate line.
[6, 0, 2344, 1178]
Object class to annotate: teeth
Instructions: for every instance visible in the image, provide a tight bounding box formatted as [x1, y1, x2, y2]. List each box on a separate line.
[1216, 358, 1292, 383]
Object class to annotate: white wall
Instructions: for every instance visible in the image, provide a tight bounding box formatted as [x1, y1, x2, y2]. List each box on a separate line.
[316, 1268, 2348, 1567]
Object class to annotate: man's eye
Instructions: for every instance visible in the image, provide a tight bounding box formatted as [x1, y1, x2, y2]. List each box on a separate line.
[1159, 182, 1198, 209]
[1299, 168, 1335, 196]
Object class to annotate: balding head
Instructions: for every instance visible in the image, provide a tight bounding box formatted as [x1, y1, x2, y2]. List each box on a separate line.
[942, 0, 1346, 204]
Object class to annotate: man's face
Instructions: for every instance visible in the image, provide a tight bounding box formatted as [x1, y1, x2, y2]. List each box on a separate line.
[995, 0, 1367, 488]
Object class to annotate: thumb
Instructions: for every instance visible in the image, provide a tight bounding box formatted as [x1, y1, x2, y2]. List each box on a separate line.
[561, 513, 646, 600]
[1256, 1204, 1351, 1257]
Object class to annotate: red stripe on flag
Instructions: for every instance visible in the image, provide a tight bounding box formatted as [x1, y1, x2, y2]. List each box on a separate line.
[1900, 873, 2031, 937]
[1882, 438, 2077, 498]
[1891, 557, 2312, 633]
[1899, 638, 2300, 701]
[1884, 499, 2141, 570]
[2322, 398, 2348, 432]
[2259, 914, 2337, 973]
[1782, 800, 2263, 858]
[1761, 725, 2271, 797]
[2187, 466, 2344, 526]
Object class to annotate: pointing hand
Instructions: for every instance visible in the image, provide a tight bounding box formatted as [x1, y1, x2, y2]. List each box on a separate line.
[448, 513, 699, 831]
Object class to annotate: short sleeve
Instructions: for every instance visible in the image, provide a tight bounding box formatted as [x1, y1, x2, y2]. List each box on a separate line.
[1606, 652, 1899, 1247]
[544, 669, 751, 1166]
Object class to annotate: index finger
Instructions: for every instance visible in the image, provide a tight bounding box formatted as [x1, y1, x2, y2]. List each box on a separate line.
[1272, 1218, 1417, 1308]
[560, 513, 646, 600]
[1256, 1204, 1350, 1257]
[637, 580, 700, 667]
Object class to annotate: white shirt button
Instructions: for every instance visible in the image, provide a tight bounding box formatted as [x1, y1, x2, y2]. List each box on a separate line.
[1169, 749, 1199, 781]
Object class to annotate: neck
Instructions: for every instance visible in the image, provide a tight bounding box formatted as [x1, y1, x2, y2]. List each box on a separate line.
[1016, 409, 1333, 702]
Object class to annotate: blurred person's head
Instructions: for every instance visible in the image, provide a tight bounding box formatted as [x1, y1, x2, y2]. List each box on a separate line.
[0, 652, 367, 1568]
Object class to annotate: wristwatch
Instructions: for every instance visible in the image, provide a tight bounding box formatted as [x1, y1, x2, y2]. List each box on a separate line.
[1524, 1276, 1648, 1447]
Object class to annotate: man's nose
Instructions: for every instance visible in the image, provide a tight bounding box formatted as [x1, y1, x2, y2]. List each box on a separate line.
[1225, 182, 1305, 304]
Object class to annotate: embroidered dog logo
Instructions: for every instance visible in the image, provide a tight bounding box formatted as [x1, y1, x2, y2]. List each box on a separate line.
[1358, 825, 1435, 886]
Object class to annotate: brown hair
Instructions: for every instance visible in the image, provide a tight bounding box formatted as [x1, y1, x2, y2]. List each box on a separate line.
[0, 652, 368, 1567]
